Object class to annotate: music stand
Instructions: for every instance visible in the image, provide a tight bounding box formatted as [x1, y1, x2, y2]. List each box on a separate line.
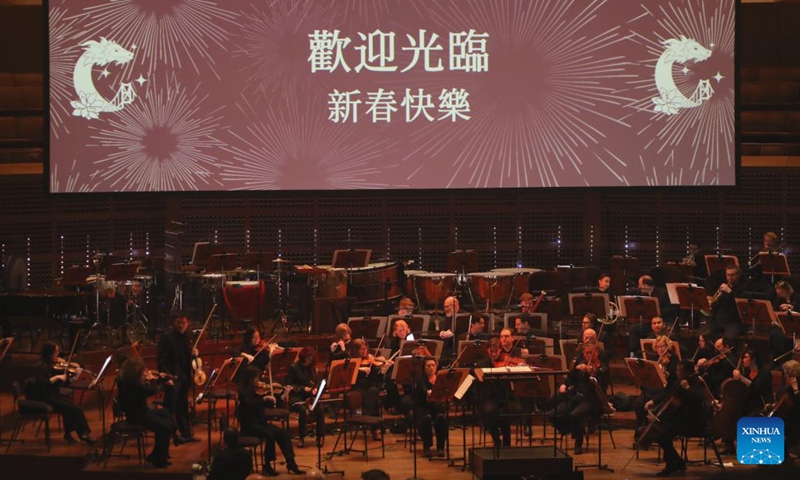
[610, 255, 640, 294]
[61, 265, 94, 288]
[756, 252, 790, 283]
[446, 250, 479, 274]
[388, 315, 429, 337]
[400, 339, 443, 358]
[206, 253, 238, 274]
[525, 354, 567, 385]
[326, 358, 360, 396]
[347, 317, 385, 339]
[331, 249, 371, 269]
[668, 283, 710, 332]
[438, 313, 472, 336]
[777, 311, 800, 337]
[618, 295, 661, 332]
[428, 368, 470, 463]
[704, 255, 738, 276]
[624, 358, 668, 389]
[241, 251, 275, 273]
[191, 242, 224, 267]
[392, 355, 426, 386]
[455, 340, 489, 367]
[568, 293, 609, 319]
[736, 298, 778, 336]
[268, 347, 302, 381]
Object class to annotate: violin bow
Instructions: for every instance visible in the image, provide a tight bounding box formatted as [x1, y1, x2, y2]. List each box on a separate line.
[192, 304, 217, 352]
[64, 329, 81, 370]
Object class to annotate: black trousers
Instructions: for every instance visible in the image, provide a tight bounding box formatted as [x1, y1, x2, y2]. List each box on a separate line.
[49, 399, 90, 436]
[656, 431, 684, 468]
[289, 401, 308, 440]
[552, 397, 595, 447]
[131, 408, 177, 463]
[352, 386, 380, 417]
[417, 412, 447, 450]
[163, 378, 192, 438]
[243, 422, 296, 467]
[482, 399, 512, 447]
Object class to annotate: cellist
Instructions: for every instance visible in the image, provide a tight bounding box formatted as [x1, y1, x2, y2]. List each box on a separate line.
[775, 360, 800, 456]
[552, 328, 609, 455]
[642, 360, 709, 476]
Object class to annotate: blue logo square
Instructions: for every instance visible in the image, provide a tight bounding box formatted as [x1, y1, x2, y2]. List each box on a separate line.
[737, 417, 784, 465]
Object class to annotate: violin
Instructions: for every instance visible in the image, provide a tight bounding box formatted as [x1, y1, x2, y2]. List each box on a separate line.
[53, 359, 95, 377]
[192, 304, 217, 386]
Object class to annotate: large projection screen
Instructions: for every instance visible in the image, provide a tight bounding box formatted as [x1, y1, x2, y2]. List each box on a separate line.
[48, 0, 737, 192]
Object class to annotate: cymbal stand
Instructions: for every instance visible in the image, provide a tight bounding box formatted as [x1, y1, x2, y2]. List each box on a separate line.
[83, 256, 113, 349]
[271, 261, 288, 333]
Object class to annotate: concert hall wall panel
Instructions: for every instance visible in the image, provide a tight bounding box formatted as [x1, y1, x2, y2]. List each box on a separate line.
[2, 168, 799, 291]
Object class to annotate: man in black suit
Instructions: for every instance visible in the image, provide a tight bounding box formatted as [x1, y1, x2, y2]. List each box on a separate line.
[157, 311, 198, 443]
[207, 428, 252, 480]
[626, 276, 676, 356]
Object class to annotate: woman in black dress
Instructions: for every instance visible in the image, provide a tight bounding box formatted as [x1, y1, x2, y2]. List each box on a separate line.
[285, 346, 318, 448]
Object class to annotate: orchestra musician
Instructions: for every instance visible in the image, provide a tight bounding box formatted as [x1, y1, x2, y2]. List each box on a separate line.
[480, 337, 521, 448]
[285, 346, 318, 448]
[29, 341, 94, 445]
[552, 328, 609, 455]
[594, 273, 612, 294]
[414, 357, 448, 458]
[234, 327, 275, 375]
[397, 297, 415, 316]
[236, 366, 302, 476]
[389, 319, 414, 354]
[581, 313, 610, 351]
[117, 356, 178, 468]
[629, 316, 674, 358]
[634, 335, 678, 432]
[692, 333, 714, 362]
[643, 360, 710, 476]
[732, 349, 774, 416]
[351, 338, 387, 440]
[708, 266, 746, 343]
[762, 231, 779, 253]
[329, 323, 352, 363]
[156, 311, 198, 444]
[697, 337, 736, 396]
[770, 281, 799, 364]
[680, 240, 708, 279]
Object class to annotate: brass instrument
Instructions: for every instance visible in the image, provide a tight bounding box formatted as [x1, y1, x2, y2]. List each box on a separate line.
[600, 301, 620, 325]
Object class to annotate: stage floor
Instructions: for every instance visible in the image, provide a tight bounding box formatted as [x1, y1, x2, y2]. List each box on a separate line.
[1, 390, 785, 480]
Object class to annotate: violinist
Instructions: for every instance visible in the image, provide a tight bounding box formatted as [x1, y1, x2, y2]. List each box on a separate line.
[697, 337, 735, 396]
[234, 328, 275, 377]
[581, 314, 610, 351]
[769, 281, 799, 365]
[630, 335, 675, 433]
[552, 328, 609, 455]
[414, 357, 448, 458]
[29, 341, 94, 444]
[732, 349, 773, 416]
[493, 328, 524, 365]
[351, 339, 385, 441]
[156, 311, 198, 444]
[480, 338, 517, 447]
[691, 333, 714, 363]
[236, 366, 302, 476]
[643, 360, 709, 476]
[117, 356, 178, 468]
[329, 323, 352, 362]
[709, 266, 746, 343]
[285, 347, 318, 448]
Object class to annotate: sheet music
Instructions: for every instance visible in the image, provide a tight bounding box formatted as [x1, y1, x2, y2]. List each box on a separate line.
[479, 365, 536, 375]
[454, 374, 474, 400]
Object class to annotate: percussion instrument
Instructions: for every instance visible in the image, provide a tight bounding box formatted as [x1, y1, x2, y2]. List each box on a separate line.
[402, 269, 428, 297]
[223, 280, 266, 320]
[347, 261, 403, 304]
[467, 271, 514, 308]
[491, 267, 541, 297]
[413, 272, 457, 309]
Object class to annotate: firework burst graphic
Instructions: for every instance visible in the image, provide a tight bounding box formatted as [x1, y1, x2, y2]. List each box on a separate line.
[51, 159, 97, 193]
[624, 0, 735, 186]
[389, 0, 637, 188]
[220, 95, 396, 190]
[87, 74, 228, 191]
[233, 0, 334, 107]
[49, 1, 88, 137]
[79, 0, 239, 79]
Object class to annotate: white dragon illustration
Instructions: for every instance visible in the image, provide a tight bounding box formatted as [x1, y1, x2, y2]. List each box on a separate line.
[652, 35, 713, 115]
[71, 37, 136, 120]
